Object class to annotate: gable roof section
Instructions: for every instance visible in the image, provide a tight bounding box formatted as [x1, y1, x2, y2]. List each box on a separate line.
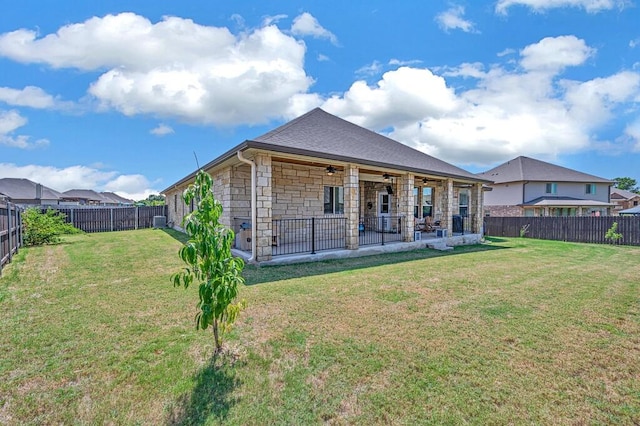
[478, 156, 613, 184]
[100, 192, 134, 204]
[62, 189, 105, 202]
[611, 188, 640, 200]
[0, 178, 62, 200]
[164, 108, 489, 191]
[250, 108, 484, 181]
[619, 205, 640, 215]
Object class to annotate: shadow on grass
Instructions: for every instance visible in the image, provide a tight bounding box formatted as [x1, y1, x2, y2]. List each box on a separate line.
[166, 353, 241, 425]
[161, 228, 189, 244]
[244, 239, 511, 286]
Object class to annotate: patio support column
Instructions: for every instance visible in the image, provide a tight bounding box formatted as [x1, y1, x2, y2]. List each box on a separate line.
[471, 183, 483, 234]
[254, 152, 272, 262]
[399, 173, 414, 242]
[442, 178, 454, 234]
[344, 164, 359, 250]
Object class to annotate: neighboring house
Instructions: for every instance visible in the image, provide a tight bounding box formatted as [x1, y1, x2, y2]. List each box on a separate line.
[610, 187, 640, 214]
[61, 189, 106, 206]
[0, 178, 62, 206]
[162, 108, 491, 262]
[478, 156, 615, 217]
[100, 192, 134, 206]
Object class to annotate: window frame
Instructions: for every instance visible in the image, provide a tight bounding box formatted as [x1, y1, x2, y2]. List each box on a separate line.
[545, 183, 558, 195]
[323, 186, 344, 215]
[585, 183, 596, 195]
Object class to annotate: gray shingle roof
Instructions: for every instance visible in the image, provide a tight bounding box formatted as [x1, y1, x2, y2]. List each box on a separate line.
[619, 205, 640, 214]
[251, 108, 485, 181]
[478, 156, 613, 184]
[611, 188, 640, 200]
[164, 108, 489, 191]
[62, 189, 105, 202]
[100, 192, 134, 204]
[522, 196, 615, 207]
[0, 178, 62, 200]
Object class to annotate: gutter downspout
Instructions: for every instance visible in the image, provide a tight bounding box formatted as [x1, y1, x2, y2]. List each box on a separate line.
[237, 151, 256, 263]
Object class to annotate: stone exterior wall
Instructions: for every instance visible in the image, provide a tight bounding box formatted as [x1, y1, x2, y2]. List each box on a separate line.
[484, 205, 523, 217]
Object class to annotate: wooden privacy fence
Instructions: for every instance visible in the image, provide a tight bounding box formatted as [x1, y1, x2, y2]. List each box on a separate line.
[484, 216, 640, 246]
[37, 205, 167, 233]
[0, 201, 23, 276]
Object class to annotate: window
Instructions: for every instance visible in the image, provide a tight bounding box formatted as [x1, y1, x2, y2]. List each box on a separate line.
[585, 183, 596, 195]
[459, 191, 469, 217]
[324, 186, 344, 214]
[545, 183, 558, 194]
[422, 187, 432, 218]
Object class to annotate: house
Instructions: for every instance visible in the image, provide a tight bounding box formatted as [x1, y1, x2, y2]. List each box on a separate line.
[478, 156, 615, 217]
[0, 178, 62, 206]
[610, 188, 640, 214]
[162, 108, 491, 263]
[61, 189, 106, 206]
[100, 192, 134, 206]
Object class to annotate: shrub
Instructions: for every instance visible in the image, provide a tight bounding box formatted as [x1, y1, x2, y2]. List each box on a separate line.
[605, 222, 623, 245]
[22, 208, 82, 246]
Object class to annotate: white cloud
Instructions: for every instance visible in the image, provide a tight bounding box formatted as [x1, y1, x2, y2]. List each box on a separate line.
[317, 53, 330, 62]
[0, 13, 314, 126]
[314, 36, 640, 167]
[0, 110, 49, 149]
[290, 12, 338, 45]
[630, 38, 640, 48]
[355, 60, 384, 77]
[0, 86, 56, 108]
[496, 0, 628, 14]
[0, 162, 160, 200]
[520, 35, 594, 72]
[435, 6, 479, 33]
[497, 48, 516, 57]
[150, 123, 174, 136]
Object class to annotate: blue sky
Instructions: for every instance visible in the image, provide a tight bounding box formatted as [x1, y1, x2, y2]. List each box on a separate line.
[1, 0, 639, 199]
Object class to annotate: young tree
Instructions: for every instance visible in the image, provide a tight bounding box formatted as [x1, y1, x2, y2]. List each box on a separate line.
[613, 177, 638, 192]
[171, 170, 246, 354]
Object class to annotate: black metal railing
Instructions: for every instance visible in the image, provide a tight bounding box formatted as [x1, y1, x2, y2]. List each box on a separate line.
[452, 214, 472, 235]
[272, 217, 347, 256]
[359, 216, 405, 246]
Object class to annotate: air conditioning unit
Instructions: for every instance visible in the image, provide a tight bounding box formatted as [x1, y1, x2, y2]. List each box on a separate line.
[153, 216, 167, 228]
[436, 228, 448, 238]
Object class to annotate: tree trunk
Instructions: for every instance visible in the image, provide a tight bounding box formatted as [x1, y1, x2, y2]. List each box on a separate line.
[212, 318, 222, 354]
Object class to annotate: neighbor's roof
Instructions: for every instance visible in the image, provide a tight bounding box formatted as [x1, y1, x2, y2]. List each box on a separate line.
[100, 192, 134, 204]
[478, 156, 613, 184]
[521, 196, 615, 207]
[0, 178, 63, 200]
[62, 189, 105, 201]
[619, 205, 640, 215]
[164, 108, 490, 192]
[610, 188, 640, 200]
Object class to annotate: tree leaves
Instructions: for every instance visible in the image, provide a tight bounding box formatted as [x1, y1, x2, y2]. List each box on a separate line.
[172, 170, 246, 353]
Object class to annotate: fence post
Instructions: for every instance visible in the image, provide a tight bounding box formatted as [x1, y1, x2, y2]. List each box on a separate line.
[110, 208, 114, 232]
[311, 217, 316, 255]
[381, 217, 385, 246]
[135, 206, 139, 230]
[7, 204, 13, 262]
[70, 208, 75, 227]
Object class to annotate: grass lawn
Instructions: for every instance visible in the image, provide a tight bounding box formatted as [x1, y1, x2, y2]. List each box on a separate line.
[1, 229, 639, 425]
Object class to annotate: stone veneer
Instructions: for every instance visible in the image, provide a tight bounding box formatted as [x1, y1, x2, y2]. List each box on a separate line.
[484, 205, 523, 217]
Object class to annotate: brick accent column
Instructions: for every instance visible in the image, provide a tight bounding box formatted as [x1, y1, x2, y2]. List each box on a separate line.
[398, 173, 414, 241]
[471, 183, 483, 234]
[442, 179, 454, 234]
[254, 153, 272, 262]
[344, 164, 359, 250]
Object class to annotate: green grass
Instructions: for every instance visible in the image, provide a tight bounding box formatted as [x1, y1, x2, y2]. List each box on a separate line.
[1, 230, 639, 425]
